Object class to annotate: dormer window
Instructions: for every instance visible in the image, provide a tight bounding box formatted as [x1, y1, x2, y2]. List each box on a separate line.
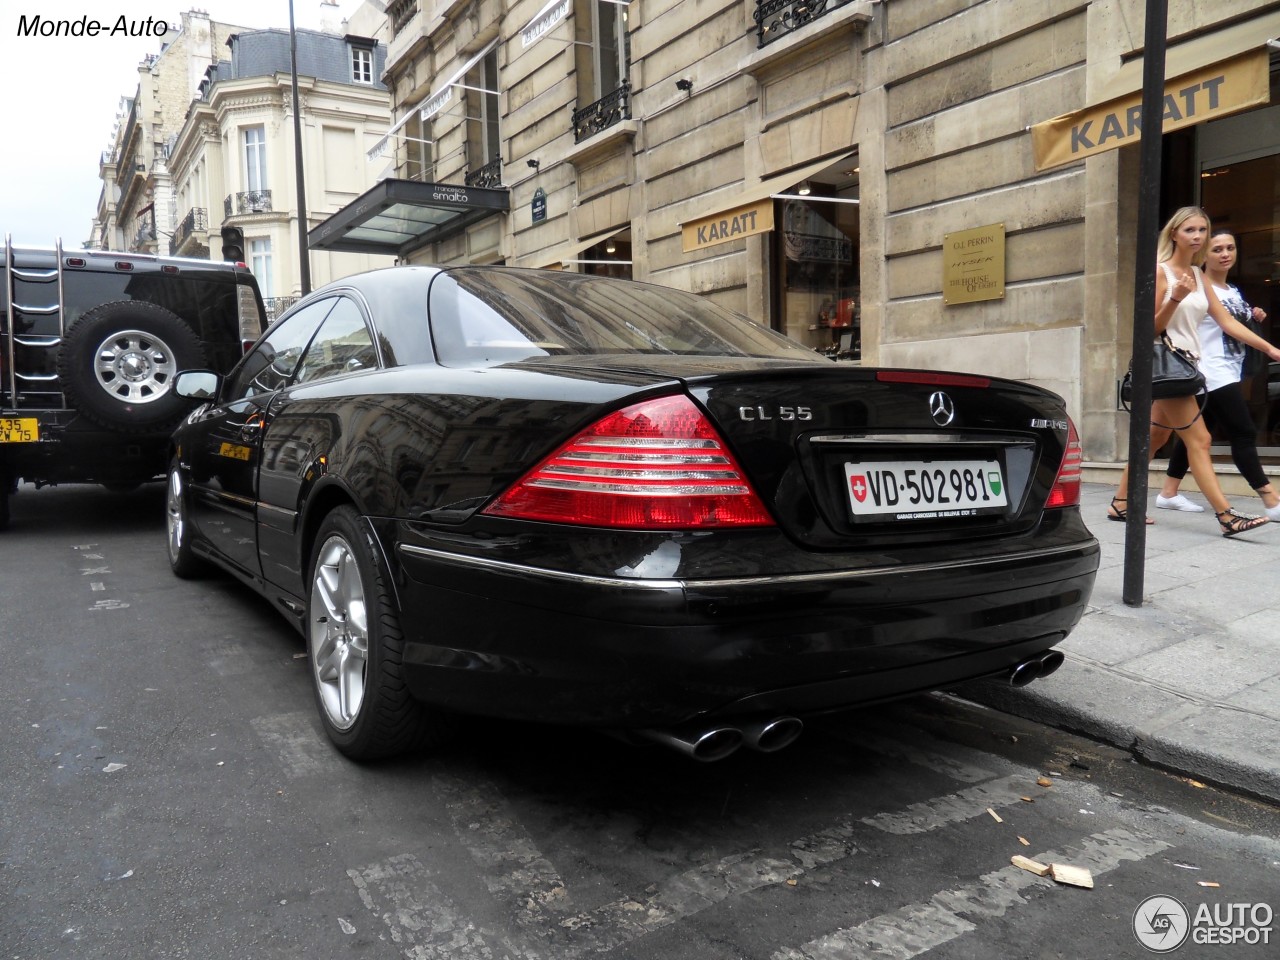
[351, 45, 373, 84]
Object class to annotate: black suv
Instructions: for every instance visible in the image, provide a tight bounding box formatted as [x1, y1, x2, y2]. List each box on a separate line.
[1, 238, 265, 527]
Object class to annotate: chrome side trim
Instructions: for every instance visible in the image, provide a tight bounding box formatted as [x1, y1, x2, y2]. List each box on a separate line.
[258, 500, 298, 520]
[397, 541, 1095, 591]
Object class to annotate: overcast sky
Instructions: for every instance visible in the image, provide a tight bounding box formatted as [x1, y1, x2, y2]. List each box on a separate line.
[0, 1, 362, 248]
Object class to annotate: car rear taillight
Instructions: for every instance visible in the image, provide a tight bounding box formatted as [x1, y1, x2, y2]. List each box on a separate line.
[482, 394, 775, 529]
[237, 284, 264, 352]
[1045, 418, 1082, 509]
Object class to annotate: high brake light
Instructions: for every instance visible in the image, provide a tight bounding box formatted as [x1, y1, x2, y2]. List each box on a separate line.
[482, 394, 775, 529]
[1045, 417, 1083, 509]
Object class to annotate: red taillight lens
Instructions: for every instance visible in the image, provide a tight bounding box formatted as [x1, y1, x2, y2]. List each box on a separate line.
[482, 395, 775, 529]
[1045, 417, 1082, 509]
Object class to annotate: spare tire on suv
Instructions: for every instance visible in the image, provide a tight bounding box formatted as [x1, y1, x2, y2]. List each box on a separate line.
[1, 239, 266, 528]
[57, 301, 207, 433]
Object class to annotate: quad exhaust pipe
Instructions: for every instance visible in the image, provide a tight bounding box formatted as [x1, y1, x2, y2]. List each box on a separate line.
[636, 715, 804, 762]
[1007, 649, 1066, 687]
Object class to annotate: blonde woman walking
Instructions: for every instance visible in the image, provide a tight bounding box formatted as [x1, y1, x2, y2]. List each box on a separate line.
[1107, 207, 1270, 537]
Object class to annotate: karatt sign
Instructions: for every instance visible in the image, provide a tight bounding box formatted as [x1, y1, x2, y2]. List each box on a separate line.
[1032, 49, 1269, 171]
[681, 199, 774, 253]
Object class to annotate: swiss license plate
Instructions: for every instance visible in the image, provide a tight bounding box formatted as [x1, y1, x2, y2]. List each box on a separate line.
[844, 458, 1007, 520]
[0, 417, 39, 443]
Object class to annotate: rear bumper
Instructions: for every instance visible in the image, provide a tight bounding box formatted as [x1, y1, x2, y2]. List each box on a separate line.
[0, 410, 167, 484]
[391, 536, 1100, 727]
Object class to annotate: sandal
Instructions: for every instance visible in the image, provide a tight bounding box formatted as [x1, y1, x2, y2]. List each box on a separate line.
[1216, 509, 1269, 538]
[1107, 497, 1154, 524]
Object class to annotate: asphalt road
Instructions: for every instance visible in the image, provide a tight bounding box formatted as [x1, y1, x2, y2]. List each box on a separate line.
[2, 483, 1278, 959]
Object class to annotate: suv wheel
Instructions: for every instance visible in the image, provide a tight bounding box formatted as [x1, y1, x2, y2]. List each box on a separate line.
[58, 301, 206, 434]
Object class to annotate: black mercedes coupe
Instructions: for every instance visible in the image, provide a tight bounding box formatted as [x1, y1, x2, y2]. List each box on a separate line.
[167, 265, 1099, 761]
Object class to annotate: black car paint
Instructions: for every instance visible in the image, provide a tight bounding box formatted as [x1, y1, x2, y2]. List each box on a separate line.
[173, 265, 1099, 732]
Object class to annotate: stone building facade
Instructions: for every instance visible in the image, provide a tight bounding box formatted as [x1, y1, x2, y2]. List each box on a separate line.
[93, 10, 245, 256]
[310, 0, 1280, 465]
[94, 2, 395, 315]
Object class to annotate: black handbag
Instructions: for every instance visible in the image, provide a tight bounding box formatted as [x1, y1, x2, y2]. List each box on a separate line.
[1240, 316, 1268, 378]
[1120, 335, 1205, 403]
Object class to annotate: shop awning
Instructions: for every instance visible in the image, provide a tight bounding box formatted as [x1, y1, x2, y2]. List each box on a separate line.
[1031, 20, 1277, 172]
[679, 152, 854, 253]
[308, 178, 509, 257]
[366, 38, 500, 161]
[528, 228, 626, 268]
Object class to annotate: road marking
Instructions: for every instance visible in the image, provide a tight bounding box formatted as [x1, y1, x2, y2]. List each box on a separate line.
[771, 828, 1171, 960]
[434, 773, 573, 926]
[206, 641, 255, 677]
[860, 774, 1030, 834]
[89, 599, 130, 611]
[90, 582, 105, 592]
[249, 713, 337, 779]
[81, 566, 111, 576]
[349, 853, 532, 960]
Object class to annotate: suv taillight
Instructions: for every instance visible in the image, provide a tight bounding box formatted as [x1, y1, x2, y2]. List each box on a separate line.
[1045, 418, 1082, 509]
[237, 284, 264, 352]
[482, 395, 775, 529]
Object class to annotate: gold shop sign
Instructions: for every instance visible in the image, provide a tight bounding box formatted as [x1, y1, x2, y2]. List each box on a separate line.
[1031, 49, 1269, 172]
[943, 223, 1005, 306]
[682, 199, 774, 253]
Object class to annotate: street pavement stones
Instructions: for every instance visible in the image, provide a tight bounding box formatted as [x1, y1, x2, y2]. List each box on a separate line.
[960, 481, 1280, 806]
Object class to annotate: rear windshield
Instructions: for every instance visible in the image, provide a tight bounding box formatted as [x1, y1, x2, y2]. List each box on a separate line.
[427, 269, 820, 367]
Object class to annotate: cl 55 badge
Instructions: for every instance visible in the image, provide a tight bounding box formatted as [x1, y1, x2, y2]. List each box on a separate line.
[739, 405, 813, 421]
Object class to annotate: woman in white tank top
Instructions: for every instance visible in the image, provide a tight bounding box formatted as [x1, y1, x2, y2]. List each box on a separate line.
[1107, 207, 1271, 537]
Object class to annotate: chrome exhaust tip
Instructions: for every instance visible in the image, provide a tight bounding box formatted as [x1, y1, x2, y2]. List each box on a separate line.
[1036, 650, 1066, 678]
[740, 716, 804, 753]
[1008, 659, 1042, 687]
[636, 725, 744, 762]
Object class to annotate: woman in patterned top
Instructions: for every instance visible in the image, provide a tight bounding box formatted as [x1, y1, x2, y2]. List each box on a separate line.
[1157, 228, 1280, 521]
[1107, 208, 1276, 536]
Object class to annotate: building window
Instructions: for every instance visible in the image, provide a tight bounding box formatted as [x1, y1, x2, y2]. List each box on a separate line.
[465, 49, 501, 184]
[250, 237, 273, 300]
[593, 0, 629, 99]
[244, 126, 268, 193]
[351, 46, 373, 84]
[401, 112, 433, 182]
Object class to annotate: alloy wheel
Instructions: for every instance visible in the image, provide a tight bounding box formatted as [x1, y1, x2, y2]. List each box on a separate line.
[309, 534, 370, 731]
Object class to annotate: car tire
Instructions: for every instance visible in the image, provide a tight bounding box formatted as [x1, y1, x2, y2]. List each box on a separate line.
[0, 490, 9, 531]
[307, 506, 452, 760]
[165, 460, 205, 578]
[57, 301, 206, 434]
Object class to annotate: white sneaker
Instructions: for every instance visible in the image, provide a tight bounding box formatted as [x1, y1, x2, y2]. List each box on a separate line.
[1266, 503, 1280, 522]
[1155, 493, 1205, 512]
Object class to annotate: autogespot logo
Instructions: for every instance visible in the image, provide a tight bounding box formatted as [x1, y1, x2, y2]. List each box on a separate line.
[1133, 895, 1190, 953]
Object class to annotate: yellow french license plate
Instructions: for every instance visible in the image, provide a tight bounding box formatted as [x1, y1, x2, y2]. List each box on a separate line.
[0, 417, 39, 443]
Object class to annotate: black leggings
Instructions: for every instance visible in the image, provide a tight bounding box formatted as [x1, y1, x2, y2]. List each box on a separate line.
[1165, 381, 1268, 489]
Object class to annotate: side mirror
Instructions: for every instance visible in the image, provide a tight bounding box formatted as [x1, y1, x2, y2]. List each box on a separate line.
[174, 370, 220, 400]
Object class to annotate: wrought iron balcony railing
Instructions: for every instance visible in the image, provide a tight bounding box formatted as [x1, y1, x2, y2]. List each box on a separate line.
[754, 0, 857, 48]
[264, 296, 300, 320]
[224, 190, 274, 217]
[170, 207, 208, 254]
[465, 157, 503, 189]
[572, 83, 630, 144]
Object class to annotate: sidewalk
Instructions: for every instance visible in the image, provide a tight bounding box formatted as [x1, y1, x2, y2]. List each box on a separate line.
[961, 482, 1280, 806]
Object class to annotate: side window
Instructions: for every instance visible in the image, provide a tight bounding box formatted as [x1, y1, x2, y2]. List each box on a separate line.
[227, 300, 335, 401]
[294, 298, 378, 385]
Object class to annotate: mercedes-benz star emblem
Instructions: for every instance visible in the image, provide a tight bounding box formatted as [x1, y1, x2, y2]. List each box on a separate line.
[928, 391, 956, 426]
